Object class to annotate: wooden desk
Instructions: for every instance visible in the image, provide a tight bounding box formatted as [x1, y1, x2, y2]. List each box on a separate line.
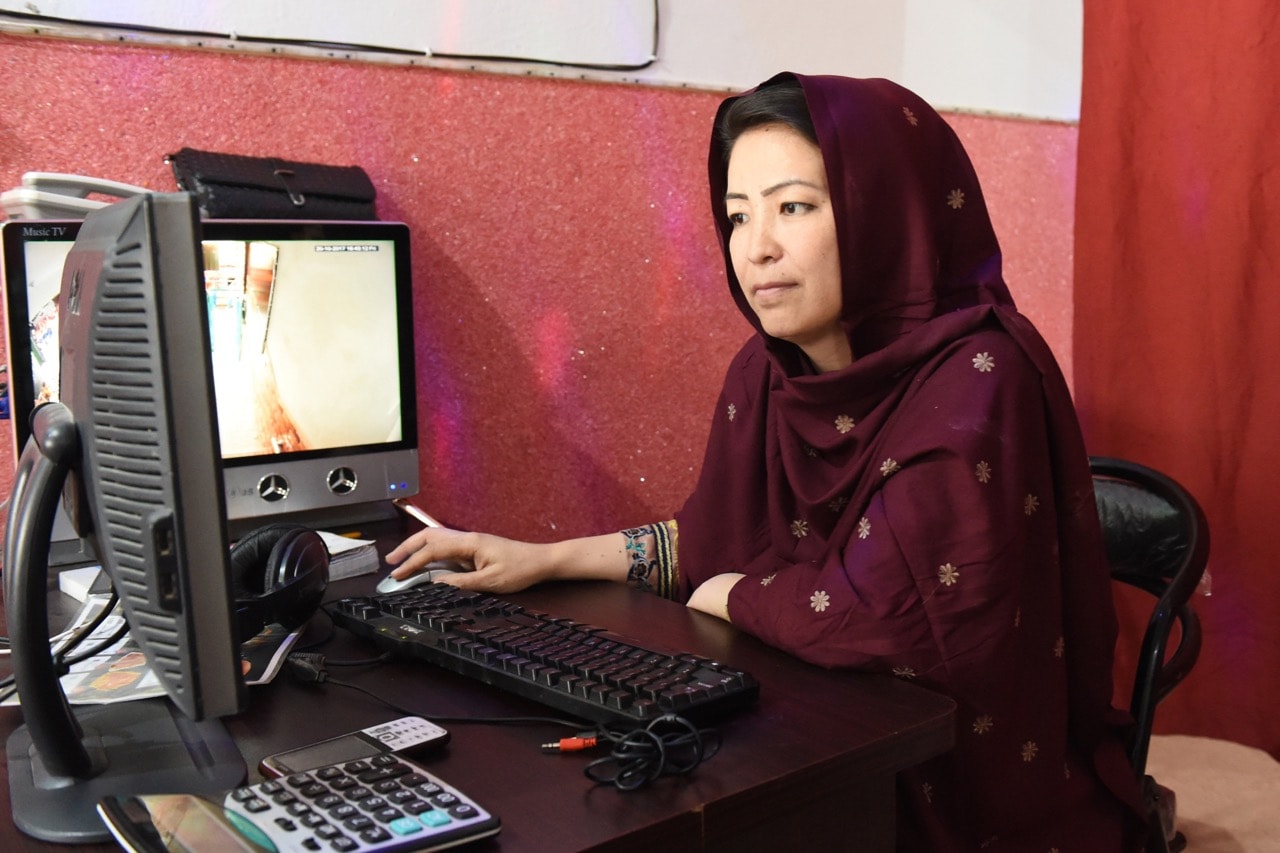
[1, 569, 955, 851]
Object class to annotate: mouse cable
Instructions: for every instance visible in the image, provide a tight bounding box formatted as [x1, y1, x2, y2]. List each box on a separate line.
[583, 715, 722, 792]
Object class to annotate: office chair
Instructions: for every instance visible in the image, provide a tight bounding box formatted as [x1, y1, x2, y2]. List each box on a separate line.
[1090, 456, 1210, 853]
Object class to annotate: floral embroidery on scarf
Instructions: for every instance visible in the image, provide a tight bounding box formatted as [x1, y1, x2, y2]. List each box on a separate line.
[726, 402, 737, 422]
[1021, 741, 1039, 762]
[1014, 607, 1022, 627]
[947, 188, 966, 209]
[760, 573, 776, 586]
[903, 106, 919, 126]
[857, 516, 871, 539]
[975, 460, 992, 483]
[828, 495, 849, 513]
[1063, 763, 1071, 780]
[804, 445, 819, 458]
[921, 782, 933, 802]
[1024, 494, 1040, 515]
[880, 458, 901, 477]
[1054, 637, 1065, 658]
[835, 414, 855, 434]
[810, 590, 830, 612]
[973, 714, 994, 734]
[893, 665, 917, 679]
[790, 519, 809, 538]
[938, 563, 960, 586]
[972, 352, 995, 372]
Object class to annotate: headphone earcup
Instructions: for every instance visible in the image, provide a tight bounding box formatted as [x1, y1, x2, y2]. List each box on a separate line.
[262, 526, 330, 629]
[229, 524, 330, 641]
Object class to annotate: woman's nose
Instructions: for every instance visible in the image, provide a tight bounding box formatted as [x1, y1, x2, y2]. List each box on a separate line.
[745, 218, 780, 264]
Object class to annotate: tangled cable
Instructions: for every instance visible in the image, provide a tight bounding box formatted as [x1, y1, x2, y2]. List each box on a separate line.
[583, 714, 721, 791]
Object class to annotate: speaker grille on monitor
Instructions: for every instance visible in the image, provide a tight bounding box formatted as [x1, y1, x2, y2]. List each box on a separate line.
[83, 227, 188, 695]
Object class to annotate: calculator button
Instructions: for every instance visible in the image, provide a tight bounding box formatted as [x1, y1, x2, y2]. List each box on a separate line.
[419, 810, 452, 828]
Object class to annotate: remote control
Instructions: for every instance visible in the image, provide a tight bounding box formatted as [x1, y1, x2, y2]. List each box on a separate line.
[260, 717, 451, 777]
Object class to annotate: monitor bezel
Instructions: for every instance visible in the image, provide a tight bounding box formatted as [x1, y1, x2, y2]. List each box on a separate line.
[2, 217, 420, 535]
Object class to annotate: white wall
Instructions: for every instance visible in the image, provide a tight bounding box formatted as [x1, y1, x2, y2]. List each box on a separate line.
[0, 0, 1081, 120]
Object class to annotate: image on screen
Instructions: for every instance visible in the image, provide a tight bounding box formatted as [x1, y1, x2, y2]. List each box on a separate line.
[202, 236, 402, 458]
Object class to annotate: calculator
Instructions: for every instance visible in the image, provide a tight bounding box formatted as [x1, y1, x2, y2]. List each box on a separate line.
[97, 752, 500, 852]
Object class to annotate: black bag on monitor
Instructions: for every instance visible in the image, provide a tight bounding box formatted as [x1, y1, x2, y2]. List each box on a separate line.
[166, 147, 377, 220]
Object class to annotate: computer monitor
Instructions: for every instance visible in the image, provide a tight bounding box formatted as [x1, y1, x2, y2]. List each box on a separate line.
[1, 215, 419, 552]
[2, 194, 248, 842]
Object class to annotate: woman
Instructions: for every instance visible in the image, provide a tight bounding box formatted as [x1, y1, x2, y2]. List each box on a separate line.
[388, 73, 1148, 850]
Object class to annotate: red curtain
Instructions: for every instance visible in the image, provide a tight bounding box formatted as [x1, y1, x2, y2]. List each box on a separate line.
[1076, 3, 1280, 757]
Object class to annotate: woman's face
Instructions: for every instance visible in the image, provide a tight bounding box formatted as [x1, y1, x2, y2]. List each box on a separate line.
[725, 123, 849, 372]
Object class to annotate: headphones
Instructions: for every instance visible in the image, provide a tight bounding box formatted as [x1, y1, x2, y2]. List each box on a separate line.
[229, 523, 330, 643]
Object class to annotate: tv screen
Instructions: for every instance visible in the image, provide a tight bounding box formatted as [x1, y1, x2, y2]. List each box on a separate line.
[2, 217, 419, 544]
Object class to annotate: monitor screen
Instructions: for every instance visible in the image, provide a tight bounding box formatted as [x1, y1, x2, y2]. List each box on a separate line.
[3, 194, 248, 842]
[2, 217, 419, 542]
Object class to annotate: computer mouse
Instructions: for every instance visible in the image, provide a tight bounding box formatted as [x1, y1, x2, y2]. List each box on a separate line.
[375, 562, 461, 594]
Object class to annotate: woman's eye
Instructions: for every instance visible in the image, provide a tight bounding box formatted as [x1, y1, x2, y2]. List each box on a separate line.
[780, 201, 812, 215]
[728, 212, 747, 226]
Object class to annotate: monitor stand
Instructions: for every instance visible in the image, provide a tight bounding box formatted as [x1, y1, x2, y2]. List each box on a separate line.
[6, 698, 246, 843]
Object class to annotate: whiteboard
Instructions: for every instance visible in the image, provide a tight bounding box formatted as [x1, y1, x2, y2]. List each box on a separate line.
[0, 0, 1081, 120]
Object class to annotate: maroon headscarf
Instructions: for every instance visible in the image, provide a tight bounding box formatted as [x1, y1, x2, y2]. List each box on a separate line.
[675, 74, 1146, 849]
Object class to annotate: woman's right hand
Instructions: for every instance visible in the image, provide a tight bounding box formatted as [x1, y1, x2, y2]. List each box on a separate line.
[383, 527, 556, 595]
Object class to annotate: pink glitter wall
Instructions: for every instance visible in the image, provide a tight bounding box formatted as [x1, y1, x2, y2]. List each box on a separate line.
[0, 35, 1077, 542]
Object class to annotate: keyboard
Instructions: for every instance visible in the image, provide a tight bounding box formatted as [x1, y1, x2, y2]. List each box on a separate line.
[327, 584, 760, 726]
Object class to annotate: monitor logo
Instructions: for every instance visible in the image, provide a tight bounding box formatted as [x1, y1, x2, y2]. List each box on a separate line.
[327, 467, 358, 495]
[257, 474, 290, 503]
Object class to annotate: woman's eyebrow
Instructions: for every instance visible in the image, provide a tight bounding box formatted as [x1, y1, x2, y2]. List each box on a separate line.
[724, 178, 825, 203]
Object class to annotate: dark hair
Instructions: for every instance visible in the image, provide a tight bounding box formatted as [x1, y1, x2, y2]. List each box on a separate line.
[716, 80, 817, 163]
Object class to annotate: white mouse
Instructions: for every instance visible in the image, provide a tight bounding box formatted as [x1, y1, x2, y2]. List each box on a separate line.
[375, 561, 461, 594]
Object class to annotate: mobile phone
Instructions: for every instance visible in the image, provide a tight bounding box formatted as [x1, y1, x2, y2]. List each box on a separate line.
[258, 716, 450, 777]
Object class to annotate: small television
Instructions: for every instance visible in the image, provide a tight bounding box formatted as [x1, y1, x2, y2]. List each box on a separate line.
[3, 193, 248, 842]
[1, 215, 419, 551]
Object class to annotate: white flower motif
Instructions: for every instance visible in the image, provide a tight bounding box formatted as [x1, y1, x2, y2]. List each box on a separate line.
[921, 782, 933, 802]
[972, 352, 995, 373]
[938, 563, 960, 586]
[857, 516, 871, 539]
[972, 714, 994, 734]
[903, 106, 919, 126]
[947, 188, 966, 209]
[1021, 741, 1039, 762]
[760, 573, 776, 586]
[810, 590, 830, 612]
[790, 519, 809, 538]
[880, 458, 901, 477]
[828, 495, 850, 513]
[892, 666, 917, 679]
[1054, 637, 1065, 659]
[804, 445, 819, 458]
[975, 460, 992, 483]
[1014, 607, 1021, 628]
[726, 403, 737, 422]
[1024, 494, 1040, 516]
[835, 414, 856, 434]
